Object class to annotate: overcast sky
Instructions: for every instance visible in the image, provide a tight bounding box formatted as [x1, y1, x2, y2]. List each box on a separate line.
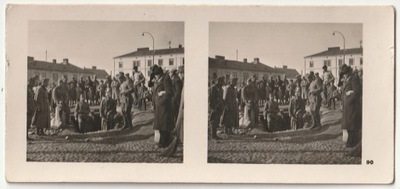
[209, 22, 362, 74]
[28, 21, 184, 74]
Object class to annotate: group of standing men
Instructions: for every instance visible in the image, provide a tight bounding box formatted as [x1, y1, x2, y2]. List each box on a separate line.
[209, 64, 362, 146]
[27, 64, 185, 143]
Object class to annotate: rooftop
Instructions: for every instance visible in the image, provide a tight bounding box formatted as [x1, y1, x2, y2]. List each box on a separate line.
[114, 45, 184, 59]
[274, 67, 300, 79]
[209, 56, 276, 73]
[305, 47, 363, 58]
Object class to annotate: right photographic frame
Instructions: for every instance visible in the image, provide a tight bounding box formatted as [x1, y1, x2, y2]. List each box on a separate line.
[208, 22, 363, 164]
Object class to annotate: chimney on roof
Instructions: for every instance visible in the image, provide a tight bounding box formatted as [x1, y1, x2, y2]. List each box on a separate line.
[52, 59, 57, 63]
[178, 44, 183, 49]
[243, 58, 247, 63]
[92, 66, 97, 70]
[215, 55, 225, 60]
[283, 65, 288, 69]
[254, 58, 260, 64]
[138, 47, 150, 51]
[27, 56, 34, 62]
[63, 58, 69, 64]
[328, 47, 341, 51]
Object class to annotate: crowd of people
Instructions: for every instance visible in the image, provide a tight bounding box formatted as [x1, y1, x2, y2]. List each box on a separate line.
[209, 64, 363, 156]
[27, 65, 185, 154]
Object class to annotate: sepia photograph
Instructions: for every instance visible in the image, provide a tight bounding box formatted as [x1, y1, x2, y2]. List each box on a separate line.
[208, 22, 363, 164]
[26, 21, 184, 163]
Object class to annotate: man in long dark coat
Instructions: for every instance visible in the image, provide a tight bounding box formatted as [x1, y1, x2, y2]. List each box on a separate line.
[242, 78, 259, 127]
[153, 67, 174, 148]
[33, 78, 51, 135]
[52, 79, 68, 128]
[209, 76, 225, 140]
[341, 65, 362, 148]
[222, 78, 239, 135]
[308, 72, 323, 129]
[27, 77, 37, 138]
[171, 69, 183, 124]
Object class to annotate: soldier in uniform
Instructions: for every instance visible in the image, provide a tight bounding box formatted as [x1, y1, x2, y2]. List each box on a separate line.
[27, 77, 37, 138]
[208, 76, 225, 140]
[308, 72, 323, 129]
[33, 78, 51, 135]
[75, 95, 91, 134]
[111, 77, 120, 104]
[242, 78, 259, 127]
[289, 88, 306, 130]
[119, 74, 134, 130]
[170, 69, 183, 124]
[221, 77, 239, 135]
[100, 88, 117, 131]
[52, 79, 68, 128]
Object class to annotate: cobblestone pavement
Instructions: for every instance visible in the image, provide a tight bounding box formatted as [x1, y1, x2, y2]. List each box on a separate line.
[27, 108, 183, 163]
[208, 106, 362, 164]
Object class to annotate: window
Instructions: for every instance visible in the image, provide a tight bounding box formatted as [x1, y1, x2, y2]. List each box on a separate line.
[158, 59, 163, 66]
[182, 58, 185, 65]
[233, 72, 238, 78]
[119, 61, 123, 68]
[52, 73, 58, 81]
[169, 58, 174, 66]
[226, 73, 231, 82]
[147, 60, 152, 67]
[349, 58, 354, 66]
[324, 60, 331, 67]
[360, 58, 363, 65]
[243, 72, 249, 81]
[338, 59, 343, 67]
[309, 61, 314, 68]
[133, 60, 141, 67]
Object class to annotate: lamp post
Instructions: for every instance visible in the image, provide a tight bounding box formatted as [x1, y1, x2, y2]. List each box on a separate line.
[142, 32, 155, 79]
[332, 31, 346, 64]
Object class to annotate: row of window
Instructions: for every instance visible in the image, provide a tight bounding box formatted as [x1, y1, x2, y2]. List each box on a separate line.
[309, 58, 363, 68]
[119, 58, 184, 68]
[212, 72, 270, 82]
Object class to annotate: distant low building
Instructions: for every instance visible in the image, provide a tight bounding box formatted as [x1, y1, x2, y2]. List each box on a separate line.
[209, 55, 296, 86]
[304, 47, 363, 81]
[274, 65, 301, 80]
[27, 56, 109, 84]
[113, 45, 184, 80]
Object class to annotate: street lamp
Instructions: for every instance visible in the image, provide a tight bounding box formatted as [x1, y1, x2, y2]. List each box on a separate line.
[332, 31, 346, 65]
[142, 32, 155, 67]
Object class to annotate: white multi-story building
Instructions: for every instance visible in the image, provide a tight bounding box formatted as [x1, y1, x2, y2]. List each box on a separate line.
[304, 47, 363, 82]
[113, 45, 184, 80]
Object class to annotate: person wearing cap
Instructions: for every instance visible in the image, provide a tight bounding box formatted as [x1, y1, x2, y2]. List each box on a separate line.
[289, 88, 306, 130]
[209, 76, 225, 140]
[100, 88, 117, 131]
[301, 75, 310, 103]
[33, 78, 51, 135]
[341, 64, 361, 148]
[322, 65, 335, 105]
[308, 71, 323, 129]
[52, 79, 68, 128]
[241, 78, 259, 128]
[75, 94, 91, 134]
[263, 93, 281, 132]
[119, 73, 134, 130]
[221, 77, 239, 135]
[27, 77, 37, 139]
[132, 66, 145, 107]
[153, 66, 174, 147]
[111, 76, 121, 104]
[170, 69, 183, 123]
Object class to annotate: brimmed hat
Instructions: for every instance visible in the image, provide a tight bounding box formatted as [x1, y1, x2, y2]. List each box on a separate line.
[153, 66, 164, 76]
[340, 64, 352, 75]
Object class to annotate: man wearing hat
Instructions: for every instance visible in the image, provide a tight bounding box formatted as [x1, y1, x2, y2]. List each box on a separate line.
[52, 79, 68, 128]
[242, 78, 259, 127]
[153, 67, 174, 147]
[119, 73, 134, 130]
[33, 78, 51, 135]
[322, 65, 335, 104]
[209, 76, 225, 140]
[341, 64, 362, 148]
[308, 71, 323, 129]
[221, 77, 239, 135]
[170, 68, 183, 123]
[27, 77, 37, 138]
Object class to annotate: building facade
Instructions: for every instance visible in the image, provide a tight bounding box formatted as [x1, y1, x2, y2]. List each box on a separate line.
[209, 56, 299, 86]
[304, 47, 363, 82]
[113, 45, 184, 80]
[28, 56, 109, 84]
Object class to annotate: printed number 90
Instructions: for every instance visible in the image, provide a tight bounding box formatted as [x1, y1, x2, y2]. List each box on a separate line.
[366, 160, 374, 165]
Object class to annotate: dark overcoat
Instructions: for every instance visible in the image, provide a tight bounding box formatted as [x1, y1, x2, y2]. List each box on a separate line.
[341, 74, 362, 131]
[222, 84, 239, 128]
[153, 74, 174, 131]
[33, 86, 50, 129]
